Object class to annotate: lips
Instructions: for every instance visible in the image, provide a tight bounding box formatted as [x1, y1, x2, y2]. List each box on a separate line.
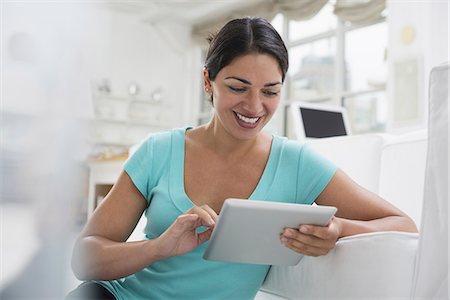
[234, 111, 261, 128]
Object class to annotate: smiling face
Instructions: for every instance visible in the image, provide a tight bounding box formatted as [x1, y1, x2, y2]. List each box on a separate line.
[205, 53, 283, 140]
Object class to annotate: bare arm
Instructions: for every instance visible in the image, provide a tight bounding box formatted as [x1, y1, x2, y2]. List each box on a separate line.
[280, 169, 417, 256]
[317, 169, 418, 237]
[71, 171, 158, 281]
[71, 171, 218, 281]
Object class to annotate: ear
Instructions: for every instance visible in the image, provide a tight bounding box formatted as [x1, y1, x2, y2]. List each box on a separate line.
[203, 67, 212, 93]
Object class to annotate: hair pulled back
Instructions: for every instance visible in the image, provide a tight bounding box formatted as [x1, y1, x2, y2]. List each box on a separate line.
[204, 17, 289, 83]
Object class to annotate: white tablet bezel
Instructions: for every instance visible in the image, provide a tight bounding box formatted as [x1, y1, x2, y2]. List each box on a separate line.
[289, 101, 352, 140]
[203, 199, 337, 266]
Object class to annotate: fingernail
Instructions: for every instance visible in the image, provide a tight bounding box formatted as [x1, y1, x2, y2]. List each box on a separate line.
[284, 229, 294, 237]
[280, 237, 288, 244]
[300, 226, 308, 233]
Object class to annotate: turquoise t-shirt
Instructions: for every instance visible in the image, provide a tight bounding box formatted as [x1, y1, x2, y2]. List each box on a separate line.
[98, 127, 336, 300]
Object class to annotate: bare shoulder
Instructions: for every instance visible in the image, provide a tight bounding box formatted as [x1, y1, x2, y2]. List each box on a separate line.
[185, 126, 207, 146]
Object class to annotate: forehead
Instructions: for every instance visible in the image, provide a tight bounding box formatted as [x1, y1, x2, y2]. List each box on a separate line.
[216, 53, 282, 84]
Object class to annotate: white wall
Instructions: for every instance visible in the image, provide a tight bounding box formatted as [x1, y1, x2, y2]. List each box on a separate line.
[3, 2, 193, 126]
[387, 0, 449, 132]
[5, 1, 447, 139]
[3, 3, 89, 116]
[1, 3, 195, 296]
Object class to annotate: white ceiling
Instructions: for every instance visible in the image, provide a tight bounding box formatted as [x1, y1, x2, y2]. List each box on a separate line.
[103, 0, 265, 24]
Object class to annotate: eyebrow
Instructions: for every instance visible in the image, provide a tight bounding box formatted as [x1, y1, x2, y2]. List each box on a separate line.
[224, 76, 282, 87]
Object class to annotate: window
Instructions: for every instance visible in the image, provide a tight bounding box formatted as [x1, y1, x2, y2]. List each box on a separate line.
[284, 4, 387, 134]
[289, 38, 336, 101]
[288, 4, 337, 40]
[344, 22, 388, 133]
[345, 22, 387, 92]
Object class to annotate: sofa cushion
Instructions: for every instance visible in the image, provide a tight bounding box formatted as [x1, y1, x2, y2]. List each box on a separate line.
[378, 130, 427, 226]
[257, 232, 419, 299]
[305, 134, 384, 194]
[306, 131, 427, 227]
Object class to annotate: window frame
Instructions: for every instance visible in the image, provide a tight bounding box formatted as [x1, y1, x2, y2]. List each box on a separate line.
[282, 14, 387, 135]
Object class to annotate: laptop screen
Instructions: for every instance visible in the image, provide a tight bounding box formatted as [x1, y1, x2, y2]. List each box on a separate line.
[299, 107, 347, 138]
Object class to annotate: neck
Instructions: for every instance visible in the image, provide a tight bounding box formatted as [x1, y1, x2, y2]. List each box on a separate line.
[202, 117, 262, 158]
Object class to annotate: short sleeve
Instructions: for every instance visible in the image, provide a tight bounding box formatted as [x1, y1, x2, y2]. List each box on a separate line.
[297, 144, 337, 204]
[124, 137, 154, 201]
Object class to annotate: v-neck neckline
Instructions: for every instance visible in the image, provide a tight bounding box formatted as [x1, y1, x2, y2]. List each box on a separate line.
[168, 127, 281, 213]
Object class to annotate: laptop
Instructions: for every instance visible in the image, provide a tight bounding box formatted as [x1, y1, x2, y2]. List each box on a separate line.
[288, 101, 351, 140]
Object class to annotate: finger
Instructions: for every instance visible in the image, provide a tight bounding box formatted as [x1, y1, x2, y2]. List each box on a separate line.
[282, 228, 322, 246]
[298, 224, 336, 241]
[282, 228, 336, 248]
[169, 214, 200, 237]
[289, 238, 331, 256]
[197, 228, 213, 245]
[281, 236, 330, 257]
[285, 242, 326, 257]
[175, 214, 200, 230]
[282, 228, 325, 247]
[199, 205, 219, 224]
[188, 206, 215, 227]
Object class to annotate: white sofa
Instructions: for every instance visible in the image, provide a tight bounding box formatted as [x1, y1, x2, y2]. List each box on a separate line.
[256, 62, 448, 299]
[304, 130, 427, 227]
[255, 131, 426, 300]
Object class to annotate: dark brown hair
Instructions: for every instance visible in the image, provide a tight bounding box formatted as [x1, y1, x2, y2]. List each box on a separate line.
[205, 17, 289, 84]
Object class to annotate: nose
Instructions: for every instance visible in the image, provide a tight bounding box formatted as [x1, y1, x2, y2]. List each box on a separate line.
[242, 90, 263, 114]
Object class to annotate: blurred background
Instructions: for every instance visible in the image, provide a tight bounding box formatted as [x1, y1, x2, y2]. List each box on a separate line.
[1, 0, 448, 298]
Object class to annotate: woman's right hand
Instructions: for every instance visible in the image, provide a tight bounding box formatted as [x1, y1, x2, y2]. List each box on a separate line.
[156, 205, 218, 259]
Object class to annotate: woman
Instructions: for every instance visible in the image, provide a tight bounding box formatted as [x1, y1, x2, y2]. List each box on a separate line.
[68, 17, 417, 300]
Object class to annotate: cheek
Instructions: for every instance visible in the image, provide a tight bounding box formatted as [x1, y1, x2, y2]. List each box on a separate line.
[213, 90, 239, 107]
[265, 98, 280, 114]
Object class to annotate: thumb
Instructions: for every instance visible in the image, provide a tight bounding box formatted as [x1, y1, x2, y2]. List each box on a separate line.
[197, 227, 213, 245]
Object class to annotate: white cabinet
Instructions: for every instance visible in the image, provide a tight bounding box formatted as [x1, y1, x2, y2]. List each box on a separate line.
[89, 94, 169, 159]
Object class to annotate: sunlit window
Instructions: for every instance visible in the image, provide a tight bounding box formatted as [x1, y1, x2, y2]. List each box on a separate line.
[285, 5, 387, 134]
[345, 22, 387, 92]
[345, 90, 387, 133]
[271, 13, 284, 36]
[288, 5, 337, 40]
[289, 38, 336, 100]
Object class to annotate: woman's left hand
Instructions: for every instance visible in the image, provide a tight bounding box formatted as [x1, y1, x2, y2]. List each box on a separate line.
[280, 217, 341, 257]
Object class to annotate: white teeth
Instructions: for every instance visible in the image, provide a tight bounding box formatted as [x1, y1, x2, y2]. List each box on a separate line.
[236, 112, 259, 124]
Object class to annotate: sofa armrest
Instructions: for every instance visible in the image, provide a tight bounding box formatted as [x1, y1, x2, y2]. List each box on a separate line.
[305, 134, 385, 194]
[378, 130, 427, 227]
[256, 232, 419, 300]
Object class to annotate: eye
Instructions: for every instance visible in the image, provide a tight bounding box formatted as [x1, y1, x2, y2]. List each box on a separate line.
[262, 90, 280, 97]
[227, 86, 247, 93]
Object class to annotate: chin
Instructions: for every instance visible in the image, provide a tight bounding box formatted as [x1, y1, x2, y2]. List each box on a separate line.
[232, 122, 267, 140]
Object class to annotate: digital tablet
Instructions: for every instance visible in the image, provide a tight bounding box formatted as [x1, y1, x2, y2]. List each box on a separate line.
[203, 199, 337, 266]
